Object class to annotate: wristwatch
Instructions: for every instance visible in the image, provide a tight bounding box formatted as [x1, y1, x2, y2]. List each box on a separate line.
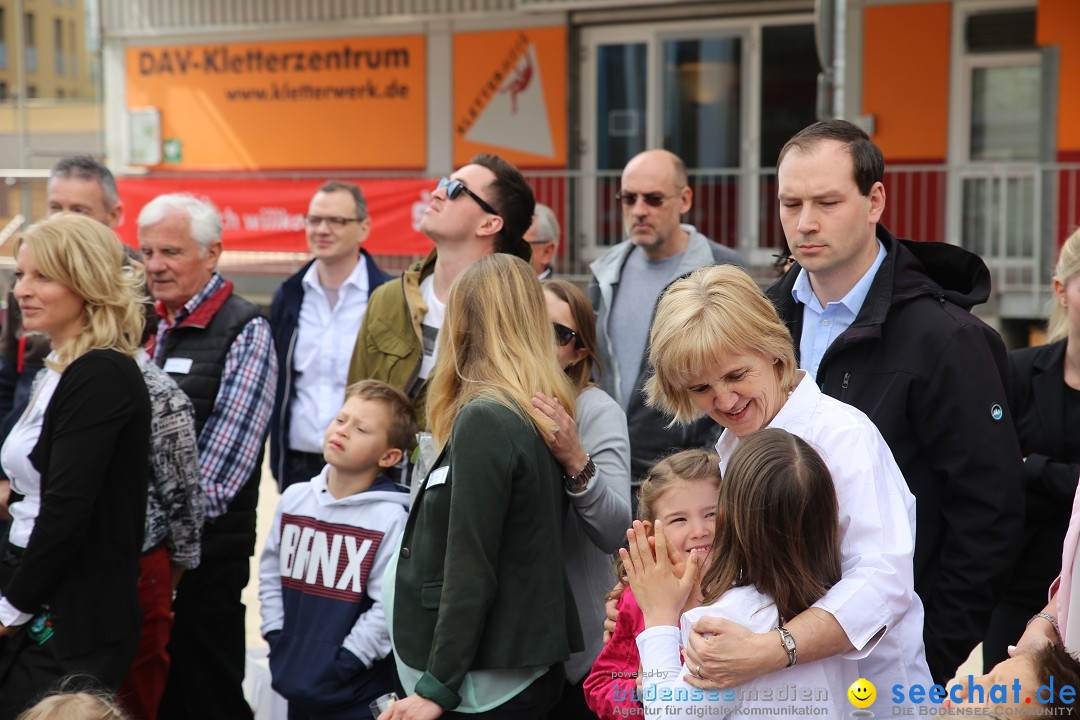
[776, 626, 797, 668]
[565, 455, 596, 493]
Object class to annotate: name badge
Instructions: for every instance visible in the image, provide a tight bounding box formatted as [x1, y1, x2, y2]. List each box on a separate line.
[426, 467, 449, 488]
[163, 357, 194, 375]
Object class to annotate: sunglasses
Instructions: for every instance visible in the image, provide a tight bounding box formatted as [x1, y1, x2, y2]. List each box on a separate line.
[553, 322, 579, 347]
[437, 177, 500, 217]
[615, 191, 676, 208]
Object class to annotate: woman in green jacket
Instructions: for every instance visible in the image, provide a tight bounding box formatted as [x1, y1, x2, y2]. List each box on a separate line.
[383, 254, 583, 720]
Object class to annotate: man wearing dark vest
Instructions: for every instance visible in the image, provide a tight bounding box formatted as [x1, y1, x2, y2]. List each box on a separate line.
[140, 193, 277, 720]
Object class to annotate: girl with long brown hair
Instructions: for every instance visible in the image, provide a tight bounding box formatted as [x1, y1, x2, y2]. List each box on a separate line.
[621, 428, 856, 716]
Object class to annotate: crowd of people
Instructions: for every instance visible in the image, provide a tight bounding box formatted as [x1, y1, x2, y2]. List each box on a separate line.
[0, 117, 1075, 720]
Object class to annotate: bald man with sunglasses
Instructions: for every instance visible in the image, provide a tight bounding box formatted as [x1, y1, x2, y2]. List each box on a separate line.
[588, 149, 746, 488]
[346, 154, 535, 432]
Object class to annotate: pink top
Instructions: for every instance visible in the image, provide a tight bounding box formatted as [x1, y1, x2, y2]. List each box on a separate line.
[584, 588, 645, 720]
[1054, 474, 1080, 642]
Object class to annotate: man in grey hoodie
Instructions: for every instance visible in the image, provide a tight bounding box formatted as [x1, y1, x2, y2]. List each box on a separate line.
[588, 149, 746, 488]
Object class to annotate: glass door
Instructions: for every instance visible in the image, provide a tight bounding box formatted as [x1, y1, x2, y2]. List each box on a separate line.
[947, 3, 1043, 296]
[577, 16, 816, 265]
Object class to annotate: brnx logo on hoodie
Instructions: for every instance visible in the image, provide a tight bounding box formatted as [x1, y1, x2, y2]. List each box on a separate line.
[278, 514, 384, 599]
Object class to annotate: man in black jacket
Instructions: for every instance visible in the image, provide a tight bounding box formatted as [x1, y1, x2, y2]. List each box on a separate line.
[766, 119, 1024, 684]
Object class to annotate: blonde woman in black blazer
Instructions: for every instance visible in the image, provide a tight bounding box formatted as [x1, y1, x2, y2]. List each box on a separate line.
[984, 229, 1080, 669]
[0, 214, 150, 719]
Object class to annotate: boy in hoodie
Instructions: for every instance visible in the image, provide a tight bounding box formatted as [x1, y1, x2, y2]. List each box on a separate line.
[259, 379, 415, 719]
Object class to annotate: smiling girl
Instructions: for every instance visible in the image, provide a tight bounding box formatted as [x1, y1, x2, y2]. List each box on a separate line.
[583, 449, 720, 720]
[623, 428, 856, 716]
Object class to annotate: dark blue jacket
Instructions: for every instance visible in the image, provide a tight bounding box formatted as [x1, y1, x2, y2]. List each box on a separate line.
[269, 251, 392, 485]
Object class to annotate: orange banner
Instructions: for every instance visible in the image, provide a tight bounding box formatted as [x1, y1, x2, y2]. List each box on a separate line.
[114, 177, 436, 256]
[126, 36, 426, 171]
[453, 27, 568, 168]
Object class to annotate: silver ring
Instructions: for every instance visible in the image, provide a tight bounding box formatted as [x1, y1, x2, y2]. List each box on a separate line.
[695, 664, 702, 677]
[552, 427, 560, 435]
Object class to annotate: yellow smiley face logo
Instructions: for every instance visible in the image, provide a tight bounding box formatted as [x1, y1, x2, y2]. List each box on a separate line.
[848, 678, 876, 708]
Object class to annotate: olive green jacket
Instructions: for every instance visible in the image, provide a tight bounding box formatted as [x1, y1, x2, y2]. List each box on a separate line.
[392, 398, 583, 710]
[346, 250, 436, 428]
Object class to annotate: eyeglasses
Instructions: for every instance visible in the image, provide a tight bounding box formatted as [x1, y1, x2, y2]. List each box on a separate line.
[304, 215, 361, 229]
[615, 191, 676, 208]
[437, 177, 500, 217]
[553, 322, 579, 347]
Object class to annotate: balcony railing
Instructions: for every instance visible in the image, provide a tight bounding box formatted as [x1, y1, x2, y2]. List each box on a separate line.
[0, 163, 1075, 317]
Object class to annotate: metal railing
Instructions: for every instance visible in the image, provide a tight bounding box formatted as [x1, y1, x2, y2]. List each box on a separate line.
[0, 162, 1077, 316]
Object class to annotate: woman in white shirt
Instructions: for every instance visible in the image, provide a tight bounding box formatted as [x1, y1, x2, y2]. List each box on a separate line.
[642, 263, 930, 714]
[623, 428, 855, 716]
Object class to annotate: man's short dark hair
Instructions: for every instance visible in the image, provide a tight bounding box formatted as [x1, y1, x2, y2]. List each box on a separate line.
[777, 120, 885, 196]
[470, 153, 535, 262]
[50, 155, 119, 210]
[317, 180, 368, 221]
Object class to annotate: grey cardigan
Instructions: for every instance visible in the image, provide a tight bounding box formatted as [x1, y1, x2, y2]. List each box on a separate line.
[563, 385, 633, 682]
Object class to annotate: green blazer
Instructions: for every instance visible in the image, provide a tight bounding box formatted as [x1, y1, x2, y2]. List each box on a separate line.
[392, 397, 583, 710]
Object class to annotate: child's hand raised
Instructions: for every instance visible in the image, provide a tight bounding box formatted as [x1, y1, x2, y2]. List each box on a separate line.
[619, 519, 701, 629]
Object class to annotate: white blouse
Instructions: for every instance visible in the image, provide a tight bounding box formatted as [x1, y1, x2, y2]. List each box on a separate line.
[636, 585, 857, 716]
[715, 371, 932, 713]
[0, 362, 61, 627]
[1, 364, 61, 548]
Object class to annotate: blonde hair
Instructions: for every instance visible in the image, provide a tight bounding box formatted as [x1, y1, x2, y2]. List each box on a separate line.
[426, 254, 577, 447]
[15, 214, 146, 371]
[645, 264, 797, 425]
[1049, 228, 1080, 342]
[17, 691, 129, 720]
[345, 379, 418, 454]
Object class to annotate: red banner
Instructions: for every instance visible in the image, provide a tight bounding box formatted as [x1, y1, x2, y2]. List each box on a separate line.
[114, 177, 437, 256]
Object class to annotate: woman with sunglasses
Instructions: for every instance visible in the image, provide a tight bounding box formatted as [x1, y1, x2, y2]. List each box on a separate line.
[531, 279, 632, 719]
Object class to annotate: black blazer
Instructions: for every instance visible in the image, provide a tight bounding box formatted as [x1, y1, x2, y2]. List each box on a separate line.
[0, 349, 150, 658]
[1002, 339, 1080, 606]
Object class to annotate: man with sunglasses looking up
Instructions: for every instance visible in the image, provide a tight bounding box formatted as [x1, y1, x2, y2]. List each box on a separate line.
[347, 153, 534, 433]
[588, 149, 746, 488]
[269, 181, 392, 490]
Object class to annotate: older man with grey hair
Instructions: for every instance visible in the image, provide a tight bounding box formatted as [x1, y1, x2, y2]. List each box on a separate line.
[525, 203, 560, 278]
[139, 193, 277, 720]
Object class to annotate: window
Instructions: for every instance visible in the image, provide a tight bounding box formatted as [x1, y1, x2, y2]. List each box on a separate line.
[25, 13, 36, 72]
[68, 20, 75, 77]
[54, 17, 63, 75]
[948, 3, 1043, 294]
[0, 9, 7, 70]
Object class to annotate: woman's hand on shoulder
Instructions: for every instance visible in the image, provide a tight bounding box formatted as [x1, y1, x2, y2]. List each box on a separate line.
[602, 579, 624, 645]
[531, 392, 589, 477]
